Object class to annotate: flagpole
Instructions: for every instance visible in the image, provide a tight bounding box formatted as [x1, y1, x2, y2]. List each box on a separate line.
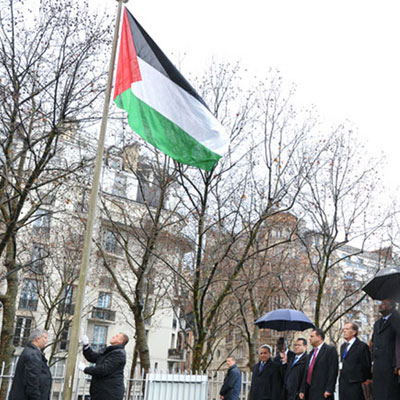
[62, 1, 126, 399]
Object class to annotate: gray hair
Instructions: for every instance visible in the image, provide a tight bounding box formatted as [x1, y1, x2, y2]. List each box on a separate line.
[29, 329, 47, 343]
[260, 344, 272, 353]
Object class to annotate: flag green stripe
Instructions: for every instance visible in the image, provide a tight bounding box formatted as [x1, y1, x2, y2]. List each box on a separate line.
[115, 88, 221, 171]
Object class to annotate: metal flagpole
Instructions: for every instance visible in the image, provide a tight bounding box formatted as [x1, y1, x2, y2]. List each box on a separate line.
[62, 1, 127, 399]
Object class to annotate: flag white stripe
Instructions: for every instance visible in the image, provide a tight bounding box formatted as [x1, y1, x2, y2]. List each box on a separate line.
[131, 58, 228, 156]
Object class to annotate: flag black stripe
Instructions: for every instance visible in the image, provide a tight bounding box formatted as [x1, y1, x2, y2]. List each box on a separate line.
[126, 9, 208, 110]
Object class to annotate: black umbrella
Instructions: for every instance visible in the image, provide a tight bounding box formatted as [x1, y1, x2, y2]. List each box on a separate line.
[362, 266, 400, 302]
[255, 308, 315, 331]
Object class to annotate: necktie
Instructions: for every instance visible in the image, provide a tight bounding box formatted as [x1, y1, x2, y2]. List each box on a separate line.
[379, 318, 386, 330]
[306, 348, 318, 385]
[259, 362, 264, 372]
[342, 342, 349, 360]
[291, 356, 299, 368]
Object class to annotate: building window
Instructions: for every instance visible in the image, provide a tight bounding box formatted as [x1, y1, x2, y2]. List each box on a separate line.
[172, 318, 177, 329]
[19, 279, 39, 311]
[103, 230, 123, 255]
[58, 285, 75, 315]
[59, 322, 70, 351]
[50, 359, 66, 378]
[92, 325, 107, 352]
[32, 209, 51, 238]
[13, 317, 33, 347]
[170, 333, 176, 348]
[30, 244, 47, 274]
[97, 292, 111, 309]
[112, 172, 127, 197]
[136, 165, 161, 207]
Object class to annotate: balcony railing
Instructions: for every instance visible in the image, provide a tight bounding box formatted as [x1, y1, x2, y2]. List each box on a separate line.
[90, 307, 116, 322]
[168, 348, 185, 361]
[18, 298, 38, 311]
[58, 303, 75, 315]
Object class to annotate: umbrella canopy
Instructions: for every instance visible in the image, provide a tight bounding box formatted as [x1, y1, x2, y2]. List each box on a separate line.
[255, 308, 315, 331]
[362, 266, 400, 302]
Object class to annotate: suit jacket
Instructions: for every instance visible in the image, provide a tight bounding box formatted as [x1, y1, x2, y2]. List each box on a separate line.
[372, 311, 400, 400]
[83, 344, 126, 400]
[250, 359, 282, 400]
[8, 343, 52, 400]
[282, 352, 307, 400]
[339, 337, 371, 400]
[220, 364, 241, 400]
[300, 343, 339, 400]
[274, 351, 296, 400]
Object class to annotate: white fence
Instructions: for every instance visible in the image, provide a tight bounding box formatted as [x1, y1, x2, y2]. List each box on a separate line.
[0, 362, 251, 400]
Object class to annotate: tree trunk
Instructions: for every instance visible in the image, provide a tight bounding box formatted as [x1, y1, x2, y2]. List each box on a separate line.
[0, 238, 18, 400]
[191, 334, 206, 373]
[134, 308, 150, 374]
[247, 328, 259, 372]
[127, 342, 139, 400]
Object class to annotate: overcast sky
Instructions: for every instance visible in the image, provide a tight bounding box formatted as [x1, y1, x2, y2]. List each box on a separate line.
[97, 0, 400, 189]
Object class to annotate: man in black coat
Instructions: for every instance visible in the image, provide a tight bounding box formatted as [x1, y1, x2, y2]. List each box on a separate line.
[9, 329, 52, 400]
[80, 332, 129, 400]
[299, 328, 338, 400]
[338, 322, 371, 400]
[220, 356, 242, 400]
[281, 338, 308, 400]
[371, 299, 400, 400]
[250, 344, 282, 400]
[274, 336, 296, 366]
[274, 336, 296, 399]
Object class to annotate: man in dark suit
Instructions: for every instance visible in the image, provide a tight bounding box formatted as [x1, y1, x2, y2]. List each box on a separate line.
[8, 329, 52, 400]
[274, 337, 296, 400]
[371, 299, 400, 400]
[274, 336, 296, 365]
[79, 332, 129, 400]
[281, 338, 308, 400]
[250, 344, 282, 400]
[338, 322, 371, 400]
[220, 356, 241, 400]
[299, 328, 338, 400]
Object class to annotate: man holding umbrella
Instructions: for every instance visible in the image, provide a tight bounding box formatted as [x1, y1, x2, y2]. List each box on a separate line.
[371, 298, 400, 400]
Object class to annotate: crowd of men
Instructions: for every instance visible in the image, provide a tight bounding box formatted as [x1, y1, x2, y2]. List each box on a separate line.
[220, 298, 400, 400]
[6, 297, 400, 400]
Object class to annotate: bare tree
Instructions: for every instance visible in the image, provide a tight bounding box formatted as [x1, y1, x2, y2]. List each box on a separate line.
[228, 212, 304, 371]
[0, 0, 110, 386]
[173, 64, 322, 372]
[94, 144, 187, 377]
[293, 128, 387, 333]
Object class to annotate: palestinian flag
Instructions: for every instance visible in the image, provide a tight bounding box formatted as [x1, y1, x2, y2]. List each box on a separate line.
[113, 8, 229, 171]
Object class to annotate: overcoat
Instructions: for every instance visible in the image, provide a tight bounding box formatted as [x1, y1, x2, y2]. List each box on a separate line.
[300, 343, 338, 400]
[372, 311, 400, 400]
[274, 350, 296, 400]
[338, 337, 371, 400]
[250, 358, 282, 400]
[8, 343, 52, 400]
[83, 344, 126, 400]
[282, 352, 307, 400]
[219, 364, 242, 400]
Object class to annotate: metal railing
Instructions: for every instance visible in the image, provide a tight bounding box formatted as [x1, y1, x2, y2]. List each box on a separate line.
[90, 306, 116, 322]
[0, 361, 251, 400]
